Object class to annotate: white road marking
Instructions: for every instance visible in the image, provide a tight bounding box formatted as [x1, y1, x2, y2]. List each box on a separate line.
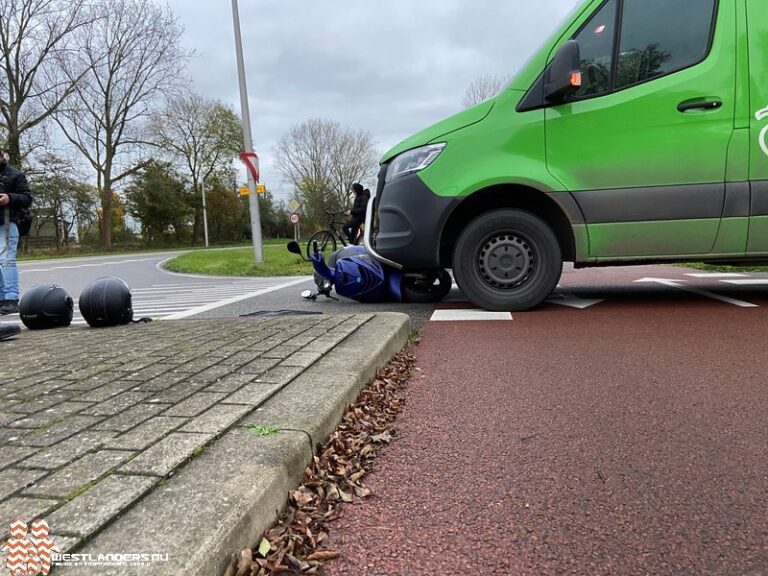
[131, 286, 277, 295]
[11, 277, 313, 326]
[430, 309, 513, 322]
[685, 273, 748, 278]
[22, 258, 161, 273]
[132, 306, 195, 313]
[548, 295, 605, 309]
[163, 277, 311, 320]
[634, 278, 758, 308]
[548, 286, 604, 309]
[720, 279, 768, 286]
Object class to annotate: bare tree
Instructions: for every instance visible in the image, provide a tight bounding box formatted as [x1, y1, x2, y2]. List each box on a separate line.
[149, 93, 244, 243]
[274, 119, 378, 230]
[329, 129, 379, 207]
[55, 0, 187, 249]
[0, 0, 94, 166]
[29, 153, 97, 248]
[462, 73, 511, 108]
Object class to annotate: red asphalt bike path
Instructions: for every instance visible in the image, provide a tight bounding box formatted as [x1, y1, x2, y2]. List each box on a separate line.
[324, 267, 768, 576]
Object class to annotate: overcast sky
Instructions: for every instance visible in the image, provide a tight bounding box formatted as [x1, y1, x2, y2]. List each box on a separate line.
[164, 0, 579, 200]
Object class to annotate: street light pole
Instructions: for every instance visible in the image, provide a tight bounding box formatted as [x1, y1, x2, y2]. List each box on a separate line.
[231, 0, 263, 263]
[201, 178, 209, 248]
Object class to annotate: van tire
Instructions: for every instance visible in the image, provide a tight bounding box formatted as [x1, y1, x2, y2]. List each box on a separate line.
[453, 209, 562, 311]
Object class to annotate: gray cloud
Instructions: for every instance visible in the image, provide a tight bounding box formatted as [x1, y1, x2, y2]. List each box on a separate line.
[166, 0, 579, 199]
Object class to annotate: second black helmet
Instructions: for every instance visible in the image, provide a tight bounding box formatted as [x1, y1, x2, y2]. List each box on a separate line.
[78, 277, 133, 328]
[19, 284, 74, 330]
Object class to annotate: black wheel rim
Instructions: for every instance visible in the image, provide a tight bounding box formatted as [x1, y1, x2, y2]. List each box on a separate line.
[477, 232, 535, 289]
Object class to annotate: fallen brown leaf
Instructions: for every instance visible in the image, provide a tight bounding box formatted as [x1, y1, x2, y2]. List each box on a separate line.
[236, 548, 253, 576]
[371, 431, 393, 444]
[226, 350, 415, 576]
[305, 550, 341, 561]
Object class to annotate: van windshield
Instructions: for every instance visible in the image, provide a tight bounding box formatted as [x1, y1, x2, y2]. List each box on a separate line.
[504, 1, 590, 89]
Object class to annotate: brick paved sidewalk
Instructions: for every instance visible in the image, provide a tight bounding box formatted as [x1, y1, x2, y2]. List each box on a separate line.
[0, 314, 372, 559]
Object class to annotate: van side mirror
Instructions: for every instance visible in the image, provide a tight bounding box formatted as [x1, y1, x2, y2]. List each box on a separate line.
[544, 40, 582, 103]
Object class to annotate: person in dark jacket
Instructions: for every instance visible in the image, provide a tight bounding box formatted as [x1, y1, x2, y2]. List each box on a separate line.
[0, 148, 33, 315]
[343, 183, 370, 244]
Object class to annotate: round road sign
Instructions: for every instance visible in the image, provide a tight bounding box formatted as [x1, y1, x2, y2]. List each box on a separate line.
[289, 213, 300, 225]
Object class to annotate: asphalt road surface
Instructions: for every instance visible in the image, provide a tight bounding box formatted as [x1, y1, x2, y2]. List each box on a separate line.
[325, 266, 768, 576]
[14, 250, 311, 325]
[13, 250, 441, 327]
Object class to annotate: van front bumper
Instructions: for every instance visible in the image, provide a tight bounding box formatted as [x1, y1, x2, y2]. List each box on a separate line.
[365, 170, 460, 270]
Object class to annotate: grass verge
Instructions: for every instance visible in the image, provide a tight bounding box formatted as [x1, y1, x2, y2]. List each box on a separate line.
[163, 246, 312, 277]
[18, 238, 291, 262]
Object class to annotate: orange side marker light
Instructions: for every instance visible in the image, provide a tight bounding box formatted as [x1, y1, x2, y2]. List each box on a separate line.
[570, 71, 582, 88]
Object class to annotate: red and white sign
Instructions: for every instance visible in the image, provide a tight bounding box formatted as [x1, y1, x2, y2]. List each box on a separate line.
[289, 213, 300, 225]
[239, 151, 260, 183]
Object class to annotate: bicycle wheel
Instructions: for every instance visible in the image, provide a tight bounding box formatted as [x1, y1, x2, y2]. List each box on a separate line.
[307, 231, 337, 260]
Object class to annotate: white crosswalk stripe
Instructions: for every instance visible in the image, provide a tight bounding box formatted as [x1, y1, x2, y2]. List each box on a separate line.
[4, 277, 311, 326]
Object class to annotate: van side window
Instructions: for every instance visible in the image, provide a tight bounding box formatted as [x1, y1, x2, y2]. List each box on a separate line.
[573, 0, 617, 97]
[615, 0, 717, 89]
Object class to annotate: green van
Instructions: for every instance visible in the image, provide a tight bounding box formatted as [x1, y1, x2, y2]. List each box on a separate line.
[365, 0, 768, 311]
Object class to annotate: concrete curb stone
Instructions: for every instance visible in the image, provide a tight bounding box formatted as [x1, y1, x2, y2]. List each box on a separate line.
[52, 312, 410, 575]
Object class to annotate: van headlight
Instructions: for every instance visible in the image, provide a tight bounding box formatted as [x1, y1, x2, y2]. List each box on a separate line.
[386, 143, 446, 182]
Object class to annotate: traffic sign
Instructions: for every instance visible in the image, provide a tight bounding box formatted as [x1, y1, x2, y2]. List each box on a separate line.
[239, 187, 249, 197]
[288, 198, 300, 212]
[256, 184, 266, 195]
[289, 213, 301, 225]
[239, 151, 260, 182]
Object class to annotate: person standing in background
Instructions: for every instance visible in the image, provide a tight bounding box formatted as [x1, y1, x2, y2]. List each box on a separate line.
[343, 183, 370, 245]
[0, 148, 33, 315]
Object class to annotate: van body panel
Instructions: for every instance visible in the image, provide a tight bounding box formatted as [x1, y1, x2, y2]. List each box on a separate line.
[726, 129, 750, 182]
[735, 0, 750, 129]
[544, 0, 736, 257]
[380, 100, 495, 163]
[723, 181, 750, 218]
[419, 91, 565, 198]
[588, 220, 721, 258]
[746, 0, 768, 251]
[543, 5, 736, 189]
[712, 217, 749, 253]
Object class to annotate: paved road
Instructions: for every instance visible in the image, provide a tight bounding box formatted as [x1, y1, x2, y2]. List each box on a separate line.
[324, 266, 768, 576]
[14, 250, 441, 328]
[14, 251, 310, 325]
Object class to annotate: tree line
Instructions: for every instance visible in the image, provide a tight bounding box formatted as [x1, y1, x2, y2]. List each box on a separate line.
[1, 0, 508, 252]
[0, 0, 377, 252]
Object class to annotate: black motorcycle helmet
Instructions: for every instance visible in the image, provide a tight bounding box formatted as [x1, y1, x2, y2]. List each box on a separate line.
[19, 284, 74, 330]
[78, 277, 133, 328]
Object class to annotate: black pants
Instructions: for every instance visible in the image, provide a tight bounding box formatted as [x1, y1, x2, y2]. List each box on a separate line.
[343, 218, 364, 244]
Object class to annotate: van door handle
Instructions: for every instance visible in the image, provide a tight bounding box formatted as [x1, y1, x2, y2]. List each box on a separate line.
[677, 99, 723, 113]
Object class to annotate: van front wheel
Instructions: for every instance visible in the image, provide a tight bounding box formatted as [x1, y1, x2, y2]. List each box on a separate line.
[453, 210, 562, 311]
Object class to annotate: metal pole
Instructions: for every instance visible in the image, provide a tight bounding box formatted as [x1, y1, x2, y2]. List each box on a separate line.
[201, 178, 209, 248]
[231, 0, 263, 263]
